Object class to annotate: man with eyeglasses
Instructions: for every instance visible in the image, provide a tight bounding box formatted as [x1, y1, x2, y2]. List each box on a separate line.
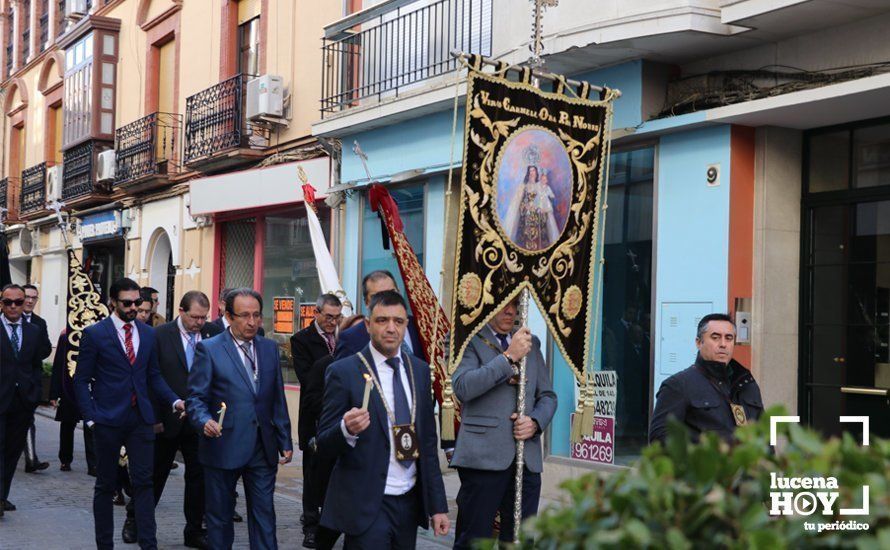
[20, 284, 52, 474]
[0, 284, 46, 517]
[289, 293, 343, 548]
[136, 288, 154, 325]
[187, 287, 293, 549]
[123, 291, 221, 548]
[74, 278, 185, 549]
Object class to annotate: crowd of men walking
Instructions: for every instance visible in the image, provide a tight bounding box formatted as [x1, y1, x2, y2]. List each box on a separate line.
[0, 269, 561, 550]
[0, 267, 763, 550]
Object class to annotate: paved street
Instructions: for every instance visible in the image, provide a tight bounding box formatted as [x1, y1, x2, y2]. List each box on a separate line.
[0, 410, 455, 549]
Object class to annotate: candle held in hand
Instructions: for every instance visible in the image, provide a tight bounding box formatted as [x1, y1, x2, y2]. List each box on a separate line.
[361, 374, 373, 410]
[217, 402, 227, 430]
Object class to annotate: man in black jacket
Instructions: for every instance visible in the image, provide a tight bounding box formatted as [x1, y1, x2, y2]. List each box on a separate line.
[290, 293, 342, 548]
[50, 330, 96, 474]
[649, 313, 764, 444]
[123, 291, 220, 549]
[0, 284, 45, 516]
[21, 284, 52, 473]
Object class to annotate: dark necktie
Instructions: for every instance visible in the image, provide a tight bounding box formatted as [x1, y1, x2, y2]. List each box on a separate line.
[10, 322, 20, 359]
[385, 356, 412, 468]
[322, 332, 335, 355]
[495, 332, 510, 351]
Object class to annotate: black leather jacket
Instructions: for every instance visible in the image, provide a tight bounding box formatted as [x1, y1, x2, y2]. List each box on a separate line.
[648, 354, 764, 444]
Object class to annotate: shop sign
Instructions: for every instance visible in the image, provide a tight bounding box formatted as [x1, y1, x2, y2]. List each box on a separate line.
[299, 304, 317, 330]
[571, 370, 617, 465]
[79, 210, 122, 241]
[273, 297, 295, 334]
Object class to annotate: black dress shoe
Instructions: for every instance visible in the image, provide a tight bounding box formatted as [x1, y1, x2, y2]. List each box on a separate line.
[113, 491, 126, 506]
[232, 510, 243, 522]
[25, 461, 49, 473]
[2, 500, 16, 511]
[170, 462, 179, 470]
[184, 532, 209, 549]
[60, 463, 72, 472]
[302, 530, 317, 549]
[122, 517, 138, 544]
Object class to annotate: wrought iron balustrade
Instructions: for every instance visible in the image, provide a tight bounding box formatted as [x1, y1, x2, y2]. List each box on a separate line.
[62, 140, 97, 200]
[20, 163, 47, 214]
[184, 74, 270, 164]
[0, 177, 8, 212]
[5, 44, 12, 77]
[321, 0, 492, 117]
[115, 112, 182, 185]
[56, 0, 65, 37]
[21, 29, 30, 64]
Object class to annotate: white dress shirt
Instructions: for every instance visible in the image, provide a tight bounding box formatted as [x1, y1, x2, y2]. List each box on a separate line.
[341, 344, 417, 495]
[111, 312, 140, 356]
[2, 314, 22, 349]
[231, 332, 258, 387]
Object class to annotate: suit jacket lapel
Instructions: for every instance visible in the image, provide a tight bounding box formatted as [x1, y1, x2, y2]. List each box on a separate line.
[104, 318, 131, 365]
[359, 345, 390, 438]
[224, 331, 256, 395]
[168, 323, 188, 372]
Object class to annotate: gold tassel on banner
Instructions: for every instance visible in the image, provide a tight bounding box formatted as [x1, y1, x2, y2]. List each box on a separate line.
[580, 378, 596, 438]
[440, 379, 456, 441]
[570, 386, 585, 443]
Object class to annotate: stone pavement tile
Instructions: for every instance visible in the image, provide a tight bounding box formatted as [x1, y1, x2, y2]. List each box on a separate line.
[1, 410, 451, 549]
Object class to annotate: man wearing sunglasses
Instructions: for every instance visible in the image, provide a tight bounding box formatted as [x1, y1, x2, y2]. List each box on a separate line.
[74, 278, 185, 549]
[143, 286, 166, 328]
[0, 284, 46, 517]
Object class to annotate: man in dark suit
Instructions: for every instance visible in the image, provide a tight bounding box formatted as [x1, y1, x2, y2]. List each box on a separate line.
[0, 284, 46, 517]
[334, 270, 422, 360]
[50, 330, 96, 474]
[123, 291, 221, 548]
[21, 284, 52, 473]
[187, 288, 293, 549]
[317, 290, 450, 547]
[450, 299, 558, 549]
[74, 278, 185, 549]
[290, 293, 343, 548]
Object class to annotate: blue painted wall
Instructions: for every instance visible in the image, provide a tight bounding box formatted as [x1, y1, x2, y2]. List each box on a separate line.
[571, 61, 643, 130]
[653, 126, 732, 397]
[341, 108, 466, 185]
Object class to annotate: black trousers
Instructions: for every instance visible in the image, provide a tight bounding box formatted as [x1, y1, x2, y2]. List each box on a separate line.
[126, 428, 205, 537]
[24, 420, 42, 466]
[0, 394, 34, 501]
[454, 464, 542, 549]
[344, 490, 418, 549]
[302, 444, 320, 530]
[59, 420, 96, 469]
[312, 452, 341, 549]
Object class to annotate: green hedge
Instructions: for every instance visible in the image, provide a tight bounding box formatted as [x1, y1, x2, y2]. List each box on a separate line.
[516, 406, 890, 549]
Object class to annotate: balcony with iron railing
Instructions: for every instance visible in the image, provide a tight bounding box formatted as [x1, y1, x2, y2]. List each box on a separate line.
[115, 112, 182, 189]
[40, 13, 49, 52]
[183, 73, 269, 171]
[20, 163, 47, 216]
[0, 177, 8, 213]
[5, 43, 12, 78]
[21, 29, 30, 65]
[320, 0, 492, 118]
[62, 140, 101, 202]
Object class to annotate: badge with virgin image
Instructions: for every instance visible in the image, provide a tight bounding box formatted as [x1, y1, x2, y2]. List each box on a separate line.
[731, 403, 748, 426]
[393, 424, 419, 461]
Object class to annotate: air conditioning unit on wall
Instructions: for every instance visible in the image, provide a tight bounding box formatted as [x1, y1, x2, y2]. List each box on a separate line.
[66, 0, 88, 17]
[96, 150, 116, 183]
[246, 75, 285, 121]
[46, 165, 63, 202]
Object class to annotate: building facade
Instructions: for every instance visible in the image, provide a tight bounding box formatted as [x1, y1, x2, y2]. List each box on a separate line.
[313, 0, 890, 494]
[0, 0, 342, 435]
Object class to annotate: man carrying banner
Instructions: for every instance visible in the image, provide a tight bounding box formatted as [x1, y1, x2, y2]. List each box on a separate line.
[450, 299, 557, 548]
[21, 284, 52, 474]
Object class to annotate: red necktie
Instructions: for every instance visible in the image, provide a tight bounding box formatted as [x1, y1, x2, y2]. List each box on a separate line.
[123, 323, 137, 408]
[323, 332, 335, 355]
[123, 323, 137, 365]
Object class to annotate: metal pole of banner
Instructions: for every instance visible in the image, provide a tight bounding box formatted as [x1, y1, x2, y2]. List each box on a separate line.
[511, 1, 559, 544]
[47, 200, 72, 249]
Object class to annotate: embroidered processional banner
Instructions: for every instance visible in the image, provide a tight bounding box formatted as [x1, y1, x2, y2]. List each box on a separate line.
[446, 60, 616, 436]
[66, 249, 108, 376]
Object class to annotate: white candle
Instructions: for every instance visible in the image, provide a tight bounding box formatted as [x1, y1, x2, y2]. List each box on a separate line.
[361, 374, 373, 410]
[217, 402, 227, 430]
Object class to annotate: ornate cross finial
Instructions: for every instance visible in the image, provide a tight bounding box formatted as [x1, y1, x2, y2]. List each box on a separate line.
[529, 0, 559, 69]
